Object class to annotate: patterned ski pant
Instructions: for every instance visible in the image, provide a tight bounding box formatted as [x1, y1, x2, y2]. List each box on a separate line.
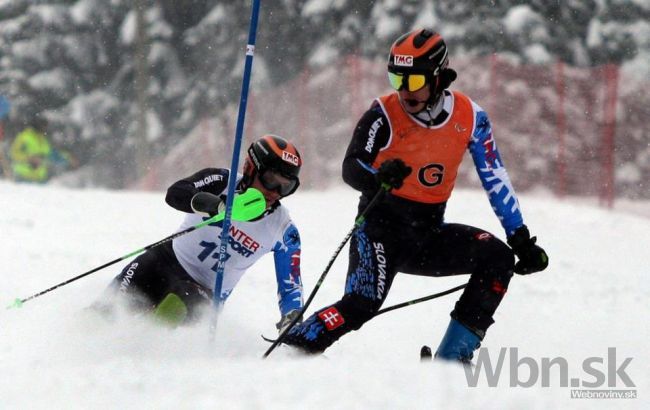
[284, 220, 514, 353]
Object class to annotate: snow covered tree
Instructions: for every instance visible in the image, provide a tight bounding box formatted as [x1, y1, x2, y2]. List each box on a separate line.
[0, 0, 647, 190]
[587, 0, 650, 66]
[434, 0, 518, 58]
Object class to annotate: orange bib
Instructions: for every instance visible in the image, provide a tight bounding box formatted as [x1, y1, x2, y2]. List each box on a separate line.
[373, 92, 474, 204]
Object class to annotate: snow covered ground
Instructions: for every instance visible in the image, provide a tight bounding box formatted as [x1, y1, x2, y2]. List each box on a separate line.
[0, 181, 647, 409]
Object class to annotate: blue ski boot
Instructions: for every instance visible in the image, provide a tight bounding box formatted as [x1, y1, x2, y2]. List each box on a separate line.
[435, 318, 482, 363]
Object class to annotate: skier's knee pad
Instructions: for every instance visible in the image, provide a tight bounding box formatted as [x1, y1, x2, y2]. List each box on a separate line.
[284, 297, 376, 354]
[336, 295, 379, 330]
[167, 280, 211, 321]
[482, 239, 516, 276]
[283, 296, 380, 354]
[469, 239, 514, 298]
[153, 293, 188, 326]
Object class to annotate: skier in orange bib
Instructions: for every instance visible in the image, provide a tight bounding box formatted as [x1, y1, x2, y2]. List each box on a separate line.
[283, 29, 549, 363]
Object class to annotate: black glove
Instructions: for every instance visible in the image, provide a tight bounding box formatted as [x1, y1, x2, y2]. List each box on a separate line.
[190, 192, 224, 217]
[276, 309, 302, 334]
[507, 225, 549, 275]
[376, 158, 412, 189]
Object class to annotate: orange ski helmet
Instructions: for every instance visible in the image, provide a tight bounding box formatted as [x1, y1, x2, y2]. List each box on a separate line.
[387, 29, 457, 100]
[244, 135, 301, 196]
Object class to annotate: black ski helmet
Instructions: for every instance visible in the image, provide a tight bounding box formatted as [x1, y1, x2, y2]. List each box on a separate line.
[387, 29, 457, 103]
[244, 135, 301, 191]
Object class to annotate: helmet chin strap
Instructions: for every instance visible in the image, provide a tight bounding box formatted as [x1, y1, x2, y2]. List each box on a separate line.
[426, 75, 443, 106]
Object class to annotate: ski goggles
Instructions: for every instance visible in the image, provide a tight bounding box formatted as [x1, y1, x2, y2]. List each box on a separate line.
[388, 71, 428, 92]
[259, 169, 299, 196]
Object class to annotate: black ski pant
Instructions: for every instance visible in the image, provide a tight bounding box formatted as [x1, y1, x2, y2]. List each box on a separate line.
[103, 241, 211, 321]
[284, 219, 514, 353]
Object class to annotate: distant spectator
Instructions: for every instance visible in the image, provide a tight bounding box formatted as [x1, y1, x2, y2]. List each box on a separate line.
[9, 116, 73, 183]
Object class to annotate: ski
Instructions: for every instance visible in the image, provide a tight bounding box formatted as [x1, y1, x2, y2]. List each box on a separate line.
[420, 345, 433, 361]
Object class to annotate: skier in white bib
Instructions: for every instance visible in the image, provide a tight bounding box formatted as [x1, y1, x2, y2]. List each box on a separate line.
[99, 135, 304, 330]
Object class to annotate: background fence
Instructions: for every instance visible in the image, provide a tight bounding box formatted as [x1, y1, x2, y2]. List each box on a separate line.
[137, 55, 650, 206]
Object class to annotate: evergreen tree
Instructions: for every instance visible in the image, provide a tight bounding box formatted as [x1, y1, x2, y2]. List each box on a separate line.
[0, 0, 647, 189]
[434, 0, 518, 57]
[587, 0, 650, 65]
[527, 0, 598, 66]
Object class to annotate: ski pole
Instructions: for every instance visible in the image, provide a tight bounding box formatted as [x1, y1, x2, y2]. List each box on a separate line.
[374, 283, 467, 317]
[210, 0, 262, 338]
[263, 184, 390, 358]
[7, 188, 266, 309]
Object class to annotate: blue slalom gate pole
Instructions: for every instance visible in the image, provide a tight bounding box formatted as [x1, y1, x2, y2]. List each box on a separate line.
[211, 0, 262, 336]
